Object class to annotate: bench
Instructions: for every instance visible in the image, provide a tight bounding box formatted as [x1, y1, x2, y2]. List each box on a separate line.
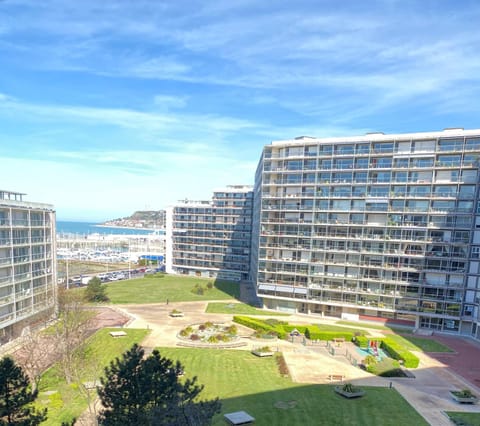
[109, 331, 127, 338]
[224, 411, 255, 425]
[327, 373, 345, 382]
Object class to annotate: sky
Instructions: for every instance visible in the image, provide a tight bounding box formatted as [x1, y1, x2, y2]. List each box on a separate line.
[1, 0, 480, 222]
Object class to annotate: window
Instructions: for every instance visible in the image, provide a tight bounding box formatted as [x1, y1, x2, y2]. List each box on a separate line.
[438, 138, 463, 151]
[394, 172, 408, 183]
[356, 144, 370, 154]
[437, 155, 461, 167]
[336, 145, 354, 155]
[471, 247, 480, 259]
[394, 158, 409, 168]
[355, 158, 369, 168]
[465, 138, 480, 151]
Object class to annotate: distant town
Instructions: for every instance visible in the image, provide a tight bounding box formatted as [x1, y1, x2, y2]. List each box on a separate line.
[101, 210, 166, 230]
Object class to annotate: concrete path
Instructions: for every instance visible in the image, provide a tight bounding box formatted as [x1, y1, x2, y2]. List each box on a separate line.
[118, 301, 480, 426]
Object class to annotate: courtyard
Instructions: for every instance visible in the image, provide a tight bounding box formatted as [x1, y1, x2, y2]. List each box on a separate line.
[118, 300, 480, 426]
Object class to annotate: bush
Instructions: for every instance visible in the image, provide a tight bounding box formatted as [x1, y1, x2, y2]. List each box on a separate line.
[381, 338, 420, 368]
[352, 335, 369, 348]
[190, 334, 200, 341]
[233, 316, 286, 339]
[264, 318, 288, 327]
[207, 282, 213, 289]
[225, 325, 237, 335]
[304, 328, 310, 339]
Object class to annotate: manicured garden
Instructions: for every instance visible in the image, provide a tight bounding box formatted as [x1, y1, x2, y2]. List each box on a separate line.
[36, 328, 149, 425]
[206, 302, 290, 316]
[104, 275, 240, 304]
[157, 347, 428, 426]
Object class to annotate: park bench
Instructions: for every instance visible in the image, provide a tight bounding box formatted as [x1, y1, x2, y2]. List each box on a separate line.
[109, 331, 127, 338]
[224, 411, 255, 425]
[327, 373, 345, 382]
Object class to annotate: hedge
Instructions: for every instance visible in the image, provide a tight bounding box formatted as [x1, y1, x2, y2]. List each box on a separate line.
[233, 316, 287, 339]
[381, 338, 420, 368]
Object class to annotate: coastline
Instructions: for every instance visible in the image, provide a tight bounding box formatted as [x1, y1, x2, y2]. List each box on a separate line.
[94, 224, 164, 232]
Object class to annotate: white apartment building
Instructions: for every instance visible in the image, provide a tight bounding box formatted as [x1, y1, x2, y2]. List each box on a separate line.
[0, 190, 56, 344]
[251, 128, 480, 338]
[166, 185, 253, 282]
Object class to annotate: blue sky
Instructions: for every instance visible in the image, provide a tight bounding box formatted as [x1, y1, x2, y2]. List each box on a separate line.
[1, 0, 479, 222]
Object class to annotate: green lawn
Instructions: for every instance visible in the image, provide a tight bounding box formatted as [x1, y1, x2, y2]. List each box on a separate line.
[104, 275, 240, 304]
[206, 302, 290, 316]
[37, 328, 149, 425]
[445, 411, 480, 426]
[336, 320, 414, 333]
[386, 334, 453, 353]
[157, 347, 428, 426]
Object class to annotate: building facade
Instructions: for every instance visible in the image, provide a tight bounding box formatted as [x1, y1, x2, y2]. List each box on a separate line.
[166, 185, 253, 282]
[0, 190, 56, 344]
[251, 129, 480, 338]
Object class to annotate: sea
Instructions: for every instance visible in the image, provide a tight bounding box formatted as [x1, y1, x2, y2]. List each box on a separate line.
[56, 220, 158, 236]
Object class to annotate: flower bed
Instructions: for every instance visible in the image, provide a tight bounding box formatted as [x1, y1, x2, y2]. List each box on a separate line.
[334, 383, 365, 399]
[252, 346, 274, 357]
[178, 322, 239, 344]
[450, 389, 478, 404]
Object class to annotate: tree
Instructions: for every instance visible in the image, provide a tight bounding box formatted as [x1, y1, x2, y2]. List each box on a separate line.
[53, 287, 94, 383]
[0, 356, 47, 425]
[14, 330, 56, 393]
[97, 344, 221, 426]
[84, 277, 109, 303]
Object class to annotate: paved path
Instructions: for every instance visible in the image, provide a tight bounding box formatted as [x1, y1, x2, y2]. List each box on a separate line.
[118, 302, 480, 426]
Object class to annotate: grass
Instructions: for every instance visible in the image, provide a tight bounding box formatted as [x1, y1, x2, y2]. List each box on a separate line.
[336, 320, 414, 333]
[445, 411, 480, 426]
[37, 328, 149, 425]
[157, 347, 428, 426]
[385, 334, 453, 353]
[57, 259, 129, 277]
[206, 302, 290, 316]
[104, 275, 240, 304]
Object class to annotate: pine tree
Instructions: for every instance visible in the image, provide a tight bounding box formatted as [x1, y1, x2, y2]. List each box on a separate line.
[84, 277, 109, 302]
[97, 344, 221, 426]
[0, 356, 47, 425]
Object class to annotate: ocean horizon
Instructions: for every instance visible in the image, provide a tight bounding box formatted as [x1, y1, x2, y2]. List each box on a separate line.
[56, 220, 156, 236]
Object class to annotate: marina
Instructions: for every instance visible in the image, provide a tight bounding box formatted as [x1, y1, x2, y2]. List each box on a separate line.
[56, 221, 165, 264]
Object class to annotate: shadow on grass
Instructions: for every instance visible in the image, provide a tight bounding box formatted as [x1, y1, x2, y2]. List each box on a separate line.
[213, 279, 241, 299]
[212, 383, 428, 426]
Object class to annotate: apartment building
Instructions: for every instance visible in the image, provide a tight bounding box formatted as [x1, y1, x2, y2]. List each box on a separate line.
[166, 185, 253, 282]
[251, 128, 480, 338]
[0, 190, 56, 344]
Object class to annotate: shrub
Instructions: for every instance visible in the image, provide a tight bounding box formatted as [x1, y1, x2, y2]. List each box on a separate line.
[304, 328, 311, 339]
[225, 325, 237, 334]
[198, 324, 206, 331]
[208, 335, 218, 344]
[190, 334, 200, 341]
[207, 282, 213, 289]
[352, 335, 369, 348]
[204, 321, 214, 328]
[363, 355, 377, 366]
[264, 318, 288, 327]
[233, 316, 286, 339]
[381, 338, 420, 368]
[342, 383, 362, 393]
